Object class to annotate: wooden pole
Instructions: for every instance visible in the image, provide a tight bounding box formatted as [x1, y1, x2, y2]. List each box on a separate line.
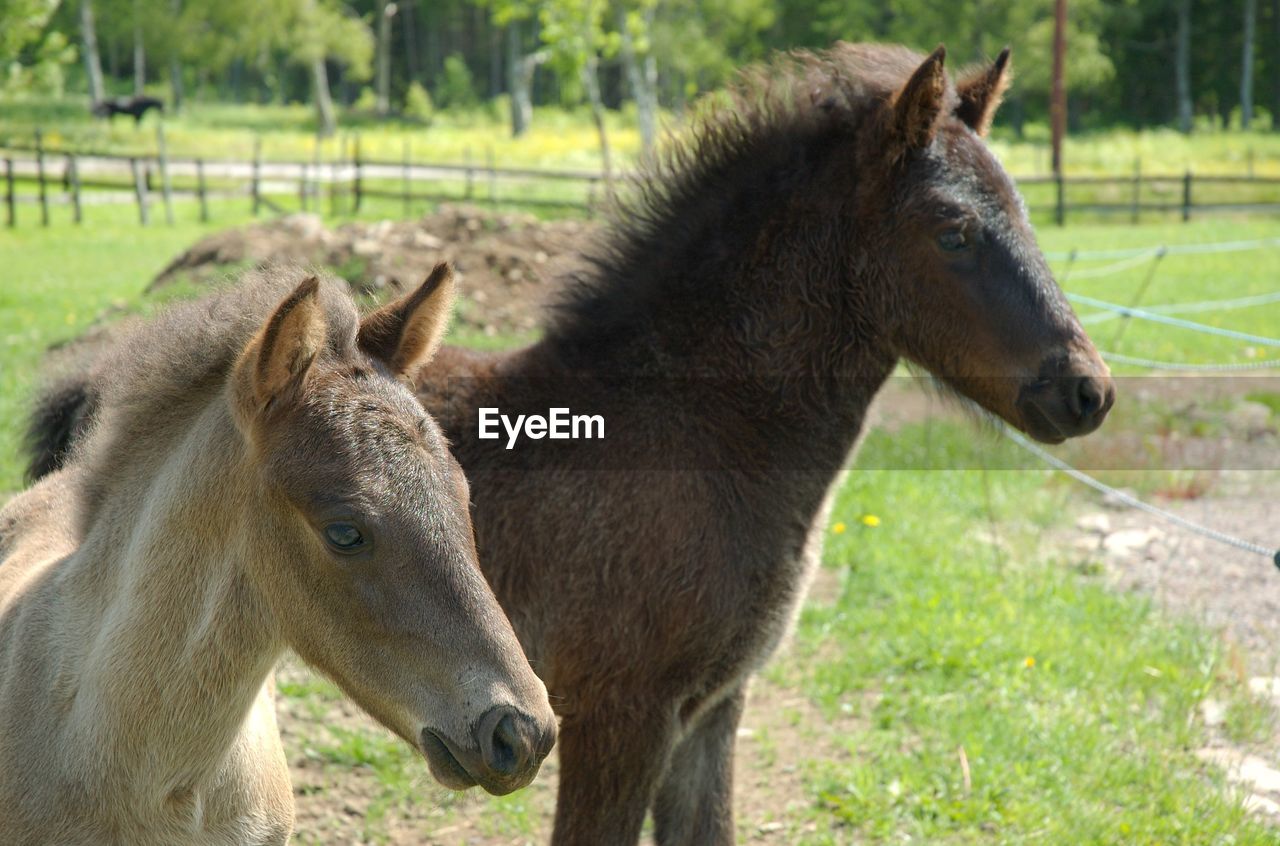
[402, 138, 411, 218]
[252, 136, 262, 216]
[4, 158, 14, 227]
[299, 162, 308, 212]
[1182, 170, 1193, 222]
[157, 124, 174, 225]
[1055, 171, 1065, 226]
[312, 135, 321, 212]
[1050, 0, 1067, 175]
[1130, 157, 1140, 225]
[196, 157, 208, 222]
[68, 155, 82, 224]
[486, 145, 496, 205]
[35, 129, 49, 227]
[464, 146, 474, 201]
[329, 139, 338, 218]
[353, 134, 363, 213]
[131, 157, 150, 225]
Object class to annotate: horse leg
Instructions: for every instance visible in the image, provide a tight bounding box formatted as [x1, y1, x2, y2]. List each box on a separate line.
[551, 704, 677, 846]
[651, 686, 746, 846]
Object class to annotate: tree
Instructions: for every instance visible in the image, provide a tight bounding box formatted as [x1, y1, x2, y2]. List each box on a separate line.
[538, 0, 617, 187]
[0, 0, 58, 65]
[375, 0, 395, 115]
[1176, 0, 1192, 132]
[79, 0, 106, 102]
[1243, 0, 1256, 128]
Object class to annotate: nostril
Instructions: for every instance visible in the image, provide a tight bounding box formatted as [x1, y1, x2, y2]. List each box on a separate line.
[1075, 377, 1105, 421]
[489, 714, 519, 774]
[478, 707, 525, 778]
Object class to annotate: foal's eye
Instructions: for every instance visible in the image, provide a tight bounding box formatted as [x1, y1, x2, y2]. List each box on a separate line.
[324, 522, 366, 553]
[937, 229, 969, 252]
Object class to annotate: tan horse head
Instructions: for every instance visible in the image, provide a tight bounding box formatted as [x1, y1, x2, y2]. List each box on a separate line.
[229, 265, 556, 794]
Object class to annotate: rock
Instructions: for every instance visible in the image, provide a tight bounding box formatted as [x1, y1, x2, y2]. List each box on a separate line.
[1076, 512, 1111, 535]
[1199, 698, 1226, 727]
[1248, 677, 1280, 703]
[1103, 528, 1160, 557]
[1228, 401, 1275, 437]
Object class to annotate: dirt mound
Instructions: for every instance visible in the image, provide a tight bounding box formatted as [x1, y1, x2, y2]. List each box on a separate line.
[148, 205, 598, 336]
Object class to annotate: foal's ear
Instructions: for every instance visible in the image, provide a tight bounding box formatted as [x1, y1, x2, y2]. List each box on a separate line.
[890, 45, 948, 152]
[235, 276, 326, 413]
[956, 47, 1011, 136]
[357, 262, 455, 377]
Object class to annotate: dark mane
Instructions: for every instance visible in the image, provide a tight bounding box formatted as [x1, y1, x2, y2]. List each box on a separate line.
[547, 42, 943, 361]
[60, 268, 360, 525]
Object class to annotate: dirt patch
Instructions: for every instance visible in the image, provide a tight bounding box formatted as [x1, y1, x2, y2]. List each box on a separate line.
[147, 207, 596, 337]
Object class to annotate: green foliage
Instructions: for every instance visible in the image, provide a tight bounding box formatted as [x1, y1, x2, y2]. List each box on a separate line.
[402, 81, 433, 124]
[4, 29, 75, 96]
[434, 54, 477, 110]
[0, 0, 57, 65]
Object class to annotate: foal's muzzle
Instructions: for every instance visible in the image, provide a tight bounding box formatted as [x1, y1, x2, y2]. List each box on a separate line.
[1016, 358, 1115, 443]
[420, 705, 556, 795]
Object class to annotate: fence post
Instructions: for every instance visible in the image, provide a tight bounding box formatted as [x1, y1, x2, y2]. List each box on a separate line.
[35, 129, 49, 227]
[1182, 170, 1192, 222]
[251, 137, 262, 217]
[131, 157, 150, 225]
[4, 158, 14, 227]
[1130, 157, 1140, 225]
[464, 146, 474, 201]
[402, 138, 411, 218]
[352, 135, 363, 214]
[299, 162, 308, 212]
[196, 158, 208, 222]
[68, 155, 82, 224]
[312, 135, 321, 214]
[157, 125, 174, 225]
[329, 140, 339, 218]
[486, 145, 496, 205]
[1054, 171, 1065, 226]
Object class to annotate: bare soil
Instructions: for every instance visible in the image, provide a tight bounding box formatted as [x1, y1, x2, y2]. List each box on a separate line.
[147, 206, 595, 337]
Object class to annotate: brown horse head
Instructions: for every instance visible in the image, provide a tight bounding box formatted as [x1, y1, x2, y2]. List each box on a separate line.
[862, 45, 1113, 443]
[229, 265, 555, 795]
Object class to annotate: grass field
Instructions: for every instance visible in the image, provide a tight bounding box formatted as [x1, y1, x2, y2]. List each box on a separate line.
[1, 198, 1278, 841]
[7, 96, 1280, 178]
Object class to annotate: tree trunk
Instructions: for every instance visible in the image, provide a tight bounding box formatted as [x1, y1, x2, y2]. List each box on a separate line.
[1175, 0, 1192, 133]
[1243, 0, 1257, 129]
[582, 55, 612, 194]
[168, 0, 184, 111]
[313, 57, 337, 136]
[401, 0, 419, 84]
[376, 0, 392, 115]
[133, 5, 146, 96]
[1273, 0, 1280, 130]
[618, 8, 658, 155]
[80, 0, 106, 103]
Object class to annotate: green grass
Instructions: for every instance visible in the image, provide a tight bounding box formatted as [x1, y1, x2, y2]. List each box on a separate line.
[9, 96, 1280, 178]
[777, 421, 1275, 843]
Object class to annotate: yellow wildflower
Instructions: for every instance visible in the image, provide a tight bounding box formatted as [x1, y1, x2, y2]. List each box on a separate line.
[861, 514, 881, 527]
[831, 522, 847, 535]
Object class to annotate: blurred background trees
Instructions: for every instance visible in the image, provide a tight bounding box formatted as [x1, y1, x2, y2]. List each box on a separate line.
[2, 0, 1277, 137]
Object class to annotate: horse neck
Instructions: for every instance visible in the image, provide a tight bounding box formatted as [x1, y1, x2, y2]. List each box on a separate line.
[541, 134, 898, 475]
[60, 398, 282, 797]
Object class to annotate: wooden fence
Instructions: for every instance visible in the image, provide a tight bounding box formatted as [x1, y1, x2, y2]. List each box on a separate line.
[4, 130, 1280, 228]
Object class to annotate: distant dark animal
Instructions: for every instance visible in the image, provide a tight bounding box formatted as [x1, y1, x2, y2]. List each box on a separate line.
[90, 95, 165, 125]
[32, 43, 1115, 845]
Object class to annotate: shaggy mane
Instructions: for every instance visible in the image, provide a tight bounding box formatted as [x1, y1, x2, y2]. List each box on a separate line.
[547, 42, 941, 356]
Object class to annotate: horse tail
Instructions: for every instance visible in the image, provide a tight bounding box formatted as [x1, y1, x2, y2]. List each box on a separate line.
[25, 377, 98, 482]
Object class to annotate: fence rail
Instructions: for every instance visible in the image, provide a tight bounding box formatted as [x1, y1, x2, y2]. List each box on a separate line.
[6, 134, 1280, 228]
